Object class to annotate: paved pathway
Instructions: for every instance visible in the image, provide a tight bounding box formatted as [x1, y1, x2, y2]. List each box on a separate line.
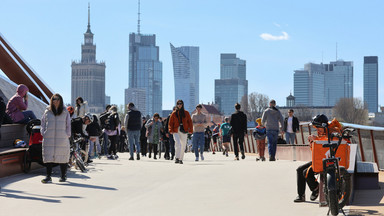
[0, 152, 381, 216]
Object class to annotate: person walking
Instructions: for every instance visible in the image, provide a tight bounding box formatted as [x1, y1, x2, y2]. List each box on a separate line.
[86, 114, 102, 161]
[40, 94, 71, 183]
[168, 100, 193, 164]
[254, 118, 267, 161]
[220, 117, 231, 157]
[145, 113, 162, 159]
[211, 124, 220, 154]
[192, 104, 207, 161]
[124, 103, 142, 160]
[204, 126, 212, 152]
[283, 109, 300, 144]
[140, 117, 148, 157]
[105, 106, 120, 160]
[73, 96, 89, 118]
[6, 84, 36, 124]
[99, 105, 111, 156]
[164, 107, 176, 160]
[230, 103, 248, 160]
[261, 99, 284, 161]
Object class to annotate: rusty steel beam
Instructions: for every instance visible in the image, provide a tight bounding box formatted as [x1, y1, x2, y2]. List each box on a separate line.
[370, 130, 379, 169]
[0, 33, 53, 104]
[357, 129, 365, 162]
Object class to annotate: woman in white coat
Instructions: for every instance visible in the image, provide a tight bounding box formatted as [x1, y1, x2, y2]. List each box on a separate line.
[41, 93, 71, 183]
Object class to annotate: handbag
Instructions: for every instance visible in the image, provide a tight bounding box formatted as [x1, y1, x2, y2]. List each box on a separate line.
[178, 115, 188, 134]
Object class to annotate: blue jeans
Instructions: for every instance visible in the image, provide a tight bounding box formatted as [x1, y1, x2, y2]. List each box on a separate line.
[16, 110, 36, 124]
[192, 132, 205, 158]
[128, 130, 141, 157]
[267, 130, 279, 158]
[102, 132, 109, 155]
[285, 132, 296, 144]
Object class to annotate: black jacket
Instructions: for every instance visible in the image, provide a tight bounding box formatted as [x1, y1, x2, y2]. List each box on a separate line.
[230, 110, 247, 135]
[71, 117, 88, 138]
[283, 116, 300, 132]
[86, 115, 101, 136]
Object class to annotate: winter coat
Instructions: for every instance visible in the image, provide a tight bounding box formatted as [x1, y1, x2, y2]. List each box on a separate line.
[168, 110, 193, 134]
[283, 116, 300, 133]
[230, 110, 247, 135]
[74, 101, 88, 118]
[261, 106, 284, 131]
[6, 84, 29, 123]
[41, 107, 71, 164]
[145, 118, 162, 144]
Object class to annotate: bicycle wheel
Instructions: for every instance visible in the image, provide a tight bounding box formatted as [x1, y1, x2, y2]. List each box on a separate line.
[338, 168, 351, 209]
[74, 153, 87, 173]
[327, 171, 339, 216]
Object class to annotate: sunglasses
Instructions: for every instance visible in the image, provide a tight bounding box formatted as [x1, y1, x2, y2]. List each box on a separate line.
[52, 97, 60, 101]
[177, 103, 183, 105]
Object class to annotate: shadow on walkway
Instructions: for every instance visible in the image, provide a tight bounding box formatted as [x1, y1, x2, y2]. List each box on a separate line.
[0, 188, 82, 203]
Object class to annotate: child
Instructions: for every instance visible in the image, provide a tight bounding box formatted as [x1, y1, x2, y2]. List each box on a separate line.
[254, 118, 266, 161]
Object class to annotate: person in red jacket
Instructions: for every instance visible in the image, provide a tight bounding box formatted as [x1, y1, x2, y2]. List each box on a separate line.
[168, 99, 193, 164]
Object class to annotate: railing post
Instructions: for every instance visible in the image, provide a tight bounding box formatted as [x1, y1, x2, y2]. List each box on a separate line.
[250, 130, 255, 153]
[357, 129, 365, 162]
[245, 131, 251, 153]
[370, 130, 379, 169]
[300, 125, 305, 145]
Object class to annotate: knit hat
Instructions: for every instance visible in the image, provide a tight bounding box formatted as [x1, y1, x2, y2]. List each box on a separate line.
[256, 118, 262, 126]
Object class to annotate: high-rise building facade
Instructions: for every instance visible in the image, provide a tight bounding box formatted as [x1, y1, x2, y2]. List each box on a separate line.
[125, 88, 146, 115]
[294, 60, 353, 107]
[71, 5, 105, 113]
[324, 60, 353, 106]
[364, 56, 378, 113]
[170, 43, 199, 112]
[127, 33, 162, 116]
[215, 54, 248, 115]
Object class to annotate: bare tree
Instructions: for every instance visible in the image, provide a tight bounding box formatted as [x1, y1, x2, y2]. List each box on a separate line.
[246, 92, 269, 122]
[333, 98, 368, 125]
[240, 94, 248, 117]
[294, 105, 313, 121]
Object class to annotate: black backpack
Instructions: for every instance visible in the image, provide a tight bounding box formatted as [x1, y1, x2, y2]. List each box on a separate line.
[101, 112, 117, 130]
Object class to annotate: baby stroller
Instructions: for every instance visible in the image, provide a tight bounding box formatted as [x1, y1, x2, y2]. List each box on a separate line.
[22, 119, 48, 173]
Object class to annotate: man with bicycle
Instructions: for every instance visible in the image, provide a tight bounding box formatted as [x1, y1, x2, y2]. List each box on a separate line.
[71, 113, 93, 163]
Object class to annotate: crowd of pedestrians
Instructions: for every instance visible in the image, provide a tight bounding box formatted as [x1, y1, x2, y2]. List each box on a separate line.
[1, 84, 306, 184]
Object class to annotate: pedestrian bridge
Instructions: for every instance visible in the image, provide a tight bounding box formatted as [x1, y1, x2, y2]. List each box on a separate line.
[1, 152, 383, 216]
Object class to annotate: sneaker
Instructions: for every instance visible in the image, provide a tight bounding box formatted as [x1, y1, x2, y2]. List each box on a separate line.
[59, 176, 67, 182]
[310, 188, 319, 201]
[212, 151, 216, 155]
[137, 154, 140, 160]
[87, 159, 93, 163]
[256, 157, 261, 161]
[226, 153, 228, 157]
[107, 155, 114, 160]
[175, 158, 180, 164]
[41, 176, 52, 184]
[235, 157, 239, 161]
[261, 157, 266, 161]
[179, 160, 183, 164]
[269, 156, 276, 161]
[154, 156, 157, 160]
[201, 155, 204, 161]
[294, 195, 305, 202]
[129, 156, 134, 160]
[222, 151, 225, 155]
[149, 154, 152, 158]
[114, 155, 119, 159]
[195, 157, 199, 161]
[241, 154, 245, 160]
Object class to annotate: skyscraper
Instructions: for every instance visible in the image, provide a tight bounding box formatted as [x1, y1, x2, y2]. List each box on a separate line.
[294, 60, 353, 107]
[126, 1, 162, 116]
[71, 5, 105, 113]
[215, 54, 248, 115]
[364, 56, 378, 113]
[170, 43, 199, 112]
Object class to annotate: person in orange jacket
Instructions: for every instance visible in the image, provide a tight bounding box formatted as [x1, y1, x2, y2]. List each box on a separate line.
[168, 99, 193, 164]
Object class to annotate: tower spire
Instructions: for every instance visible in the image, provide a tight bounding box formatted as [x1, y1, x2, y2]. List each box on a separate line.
[137, 0, 141, 34]
[86, 3, 92, 33]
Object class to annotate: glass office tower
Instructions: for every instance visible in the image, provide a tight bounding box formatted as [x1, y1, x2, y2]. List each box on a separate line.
[127, 33, 162, 116]
[170, 43, 199, 112]
[364, 56, 378, 113]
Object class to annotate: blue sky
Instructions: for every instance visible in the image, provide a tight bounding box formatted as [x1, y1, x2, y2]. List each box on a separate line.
[1, 0, 383, 110]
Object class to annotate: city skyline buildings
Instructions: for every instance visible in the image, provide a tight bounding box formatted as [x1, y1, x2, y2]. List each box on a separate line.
[71, 4, 106, 113]
[170, 43, 199, 112]
[364, 56, 379, 113]
[215, 54, 248, 115]
[2, 1, 384, 112]
[293, 60, 353, 107]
